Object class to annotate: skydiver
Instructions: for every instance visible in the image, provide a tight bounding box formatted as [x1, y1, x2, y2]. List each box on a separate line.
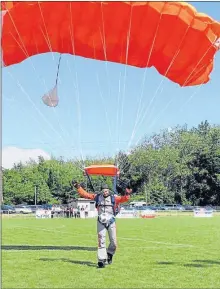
[71, 181, 132, 268]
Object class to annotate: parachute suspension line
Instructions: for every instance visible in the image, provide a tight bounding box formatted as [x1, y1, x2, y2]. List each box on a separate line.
[38, 2, 55, 61]
[39, 1, 71, 141]
[116, 72, 122, 156]
[6, 7, 58, 105]
[127, 10, 193, 152]
[9, 8, 59, 116]
[69, 3, 85, 169]
[138, 41, 215, 145]
[76, 69, 85, 169]
[71, 156, 85, 172]
[6, 76, 62, 180]
[41, 53, 70, 143]
[6, 70, 66, 145]
[182, 48, 214, 88]
[3, 86, 71, 174]
[38, 8, 66, 164]
[135, 96, 175, 146]
[116, 6, 134, 174]
[135, 44, 213, 148]
[119, 154, 133, 180]
[100, 2, 113, 148]
[3, 94, 55, 147]
[55, 53, 62, 86]
[96, 74, 112, 145]
[127, 2, 165, 151]
[119, 4, 133, 150]
[66, 58, 84, 165]
[85, 171, 95, 192]
[40, 4, 73, 167]
[68, 4, 82, 166]
[6, 10, 69, 165]
[178, 82, 205, 113]
[114, 73, 123, 175]
[7, 5, 64, 145]
[134, 19, 194, 136]
[39, 2, 71, 148]
[92, 39, 112, 151]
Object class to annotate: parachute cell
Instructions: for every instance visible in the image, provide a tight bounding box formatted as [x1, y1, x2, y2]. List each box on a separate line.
[1, 1, 220, 86]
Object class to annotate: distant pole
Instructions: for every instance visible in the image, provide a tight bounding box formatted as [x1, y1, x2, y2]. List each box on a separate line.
[35, 186, 37, 206]
[144, 182, 147, 205]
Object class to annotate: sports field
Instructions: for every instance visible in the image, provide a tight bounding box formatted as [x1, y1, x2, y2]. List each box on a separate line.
[2, 216, 220, 288]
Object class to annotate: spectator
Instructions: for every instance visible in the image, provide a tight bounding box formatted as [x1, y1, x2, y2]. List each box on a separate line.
[74, 208, 77, 218]
[85, 205, 89, 218]
[77, 206, 80, 218]
[70, 207, 73, 218]
[66, 207, 70, 218]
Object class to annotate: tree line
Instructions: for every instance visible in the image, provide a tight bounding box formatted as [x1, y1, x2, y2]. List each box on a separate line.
[2, 121, 220, 206]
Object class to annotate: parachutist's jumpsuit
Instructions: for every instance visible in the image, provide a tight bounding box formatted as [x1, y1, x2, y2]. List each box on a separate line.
[77, 187, 131, 262]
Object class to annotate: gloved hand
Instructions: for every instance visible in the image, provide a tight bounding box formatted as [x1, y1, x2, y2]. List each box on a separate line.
[71, 180, 80, 189]
[125, 186, 132, 194]
[126, 184, 131, 189]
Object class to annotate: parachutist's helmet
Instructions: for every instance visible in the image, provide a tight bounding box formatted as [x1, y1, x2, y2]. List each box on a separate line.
[101, 184, 109, 190]
[101, 184, 110, 197]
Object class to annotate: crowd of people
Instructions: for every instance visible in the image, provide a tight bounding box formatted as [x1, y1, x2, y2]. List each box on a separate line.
[51, 205, 89, 218]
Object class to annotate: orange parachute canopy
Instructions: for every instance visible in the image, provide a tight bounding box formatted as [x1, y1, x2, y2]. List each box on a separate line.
[1, 1, 220, 86]
[84, 165, 120, 176]
[1, 1, 15, 11]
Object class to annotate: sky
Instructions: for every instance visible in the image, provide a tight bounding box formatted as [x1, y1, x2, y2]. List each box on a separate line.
[2, 1, 220, 169]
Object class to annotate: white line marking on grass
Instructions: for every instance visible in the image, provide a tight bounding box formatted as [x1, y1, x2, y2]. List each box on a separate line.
[11, 226, 194, 248]
[118, 237, 194, 247]
[12, 225, 96, 238]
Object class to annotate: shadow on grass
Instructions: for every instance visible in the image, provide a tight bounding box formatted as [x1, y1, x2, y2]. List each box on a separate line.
[40, 257, 97, 267]
[157, 261, 175, 265]
[193, 260, 220, 265]
[184, 263, 209, 268]
[2, 245, 96, 251]
[157, 259, 220, 268]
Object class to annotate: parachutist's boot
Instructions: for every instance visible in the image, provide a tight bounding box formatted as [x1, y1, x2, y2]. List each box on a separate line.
[107, 253, 113, 264]
[97, 261, 105, 268]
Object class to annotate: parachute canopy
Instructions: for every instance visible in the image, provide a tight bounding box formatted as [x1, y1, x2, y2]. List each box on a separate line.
[84, 165, 119, 176]
[1, 1, 220, 86]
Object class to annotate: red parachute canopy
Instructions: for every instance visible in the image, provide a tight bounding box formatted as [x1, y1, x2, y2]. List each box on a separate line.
[1, 1, 220, 86]
[84, 165, 120, 177]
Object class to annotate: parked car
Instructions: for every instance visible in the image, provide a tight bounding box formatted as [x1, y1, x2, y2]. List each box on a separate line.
[138, 206, 155, 211]
[27, 205, 46, 213]
[183, 205, 195, 211]
[204, 206, 216, 212]
[15, 205, 33, 214]
[164, 204, 185, 211]
[153, 205, 167, 211]
[1, 205, 16, 214]
[148, 205, 165, 211]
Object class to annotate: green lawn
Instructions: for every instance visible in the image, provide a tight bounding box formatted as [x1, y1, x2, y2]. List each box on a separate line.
[2, 216, 220, 288]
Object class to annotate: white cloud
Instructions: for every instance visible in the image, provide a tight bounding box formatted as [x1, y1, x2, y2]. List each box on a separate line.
[2, 146, 51, 169]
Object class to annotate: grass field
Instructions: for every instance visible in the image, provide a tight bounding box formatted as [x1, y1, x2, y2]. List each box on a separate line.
[2, 216, 220, 288]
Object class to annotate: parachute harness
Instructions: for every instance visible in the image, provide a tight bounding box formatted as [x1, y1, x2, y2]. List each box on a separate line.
[83, 164, 121, 228]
